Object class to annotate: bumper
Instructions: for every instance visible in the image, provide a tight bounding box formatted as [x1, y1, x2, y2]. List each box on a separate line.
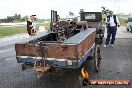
[17, 56, 78, 68]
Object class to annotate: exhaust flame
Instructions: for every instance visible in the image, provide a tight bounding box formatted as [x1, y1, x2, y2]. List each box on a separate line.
[81, 67, 89, 78]
[81, 67, 91, 86]
[81, 68, 130, 86]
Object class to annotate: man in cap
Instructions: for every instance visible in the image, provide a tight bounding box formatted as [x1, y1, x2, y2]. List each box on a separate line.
[27, 15, 36, 36]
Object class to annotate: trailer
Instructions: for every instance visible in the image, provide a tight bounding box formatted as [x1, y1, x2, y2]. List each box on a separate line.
[15, 10, 102, 78]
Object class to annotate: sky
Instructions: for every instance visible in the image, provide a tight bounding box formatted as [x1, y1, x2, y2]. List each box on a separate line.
[0, 0, 132, 19]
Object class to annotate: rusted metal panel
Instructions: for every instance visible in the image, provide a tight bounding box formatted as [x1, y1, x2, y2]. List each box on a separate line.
[15, 28, 96, 61]
[46, 44, 78, 60]
[15, 44, 38, 56]
[77, 31, 96, 59]
[15, 43, 78, 60]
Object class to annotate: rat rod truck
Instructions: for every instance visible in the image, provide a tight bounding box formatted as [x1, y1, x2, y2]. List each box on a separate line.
[15, 10, 102, 78]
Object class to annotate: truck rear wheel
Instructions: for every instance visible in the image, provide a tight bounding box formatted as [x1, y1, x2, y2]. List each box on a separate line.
[127, 28, 129, 31]
[94, 45, 101, 72]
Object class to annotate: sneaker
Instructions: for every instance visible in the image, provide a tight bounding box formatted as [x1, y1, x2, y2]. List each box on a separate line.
[110, 44, 114, 47]
[103, 44, 107, 47]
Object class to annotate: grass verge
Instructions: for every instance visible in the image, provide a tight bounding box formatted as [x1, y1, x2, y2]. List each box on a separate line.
[0, 23, 50, 38]
[0, 26, 26, 38]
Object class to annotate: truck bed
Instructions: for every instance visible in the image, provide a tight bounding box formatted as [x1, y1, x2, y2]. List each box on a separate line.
[15, 28, 96, 68]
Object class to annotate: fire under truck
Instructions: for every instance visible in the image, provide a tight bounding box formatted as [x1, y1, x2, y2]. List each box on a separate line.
[15, 10, 104, 78]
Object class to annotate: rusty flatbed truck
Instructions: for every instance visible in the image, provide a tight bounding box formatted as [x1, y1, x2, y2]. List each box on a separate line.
[15, 10, 101, 78]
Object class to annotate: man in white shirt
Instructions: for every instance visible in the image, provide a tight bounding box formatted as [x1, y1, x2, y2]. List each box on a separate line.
[104, 11, 120, 47]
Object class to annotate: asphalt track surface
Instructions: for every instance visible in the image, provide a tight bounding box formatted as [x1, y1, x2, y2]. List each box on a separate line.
[0, 27, 132, 88]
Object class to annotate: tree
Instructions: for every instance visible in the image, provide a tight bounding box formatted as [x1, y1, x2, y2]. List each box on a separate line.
[0, 14, 29, 23]
[16, 14, 21, 21]
[69, 11, 74, 17]
[21, 15, 28, 22]
[7, 16, 14, 23]
[79, 9, 84, 15]
[101, 6, 110, 21]
[13, 13, 21, 21]
[101, 6, 109, 16]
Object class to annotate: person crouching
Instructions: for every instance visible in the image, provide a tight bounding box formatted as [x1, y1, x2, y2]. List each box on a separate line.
[27, 15, 36, 36]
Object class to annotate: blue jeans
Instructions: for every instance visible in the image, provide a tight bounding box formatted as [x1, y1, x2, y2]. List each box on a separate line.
[106, 26, 117, 45]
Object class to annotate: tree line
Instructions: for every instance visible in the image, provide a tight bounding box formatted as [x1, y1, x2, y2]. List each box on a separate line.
[0, 7, 109, 23]
[0, 13, 28, 23]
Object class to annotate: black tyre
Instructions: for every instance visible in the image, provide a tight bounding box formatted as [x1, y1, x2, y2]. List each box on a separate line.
[130, 26, 132, 33]
[127, 28, 129, 31]
[22, 64, 26, 70]
[130, 28, 132, 33]
[95, 37, 103, 45]
[93, 45, 101, 72]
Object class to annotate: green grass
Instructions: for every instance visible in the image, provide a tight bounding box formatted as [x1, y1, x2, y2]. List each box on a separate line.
[0, 26, 26, 38]
[0, 23, 50, 38]
[119, 17, 128, 26]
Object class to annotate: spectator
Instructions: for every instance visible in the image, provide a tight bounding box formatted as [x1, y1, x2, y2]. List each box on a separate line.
[27, 15, 36, 36]
[104, 11, 120, 47]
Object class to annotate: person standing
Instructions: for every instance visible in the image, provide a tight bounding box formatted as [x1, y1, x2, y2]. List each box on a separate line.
[27, 15, 36, 36]
[104, 11, 120, 47]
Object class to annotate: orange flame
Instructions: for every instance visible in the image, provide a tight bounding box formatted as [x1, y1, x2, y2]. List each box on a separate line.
[81, 67, 89, 78]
